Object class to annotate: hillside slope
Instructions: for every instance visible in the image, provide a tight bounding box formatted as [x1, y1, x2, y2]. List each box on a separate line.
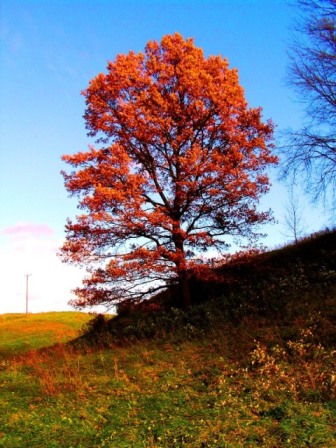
[85, 229, 336, 346]
[0, 312, 92, 355]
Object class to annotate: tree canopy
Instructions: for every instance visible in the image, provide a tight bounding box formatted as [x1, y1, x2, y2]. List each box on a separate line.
[60, 33, 276, 309]
[281, 0, 336, 205]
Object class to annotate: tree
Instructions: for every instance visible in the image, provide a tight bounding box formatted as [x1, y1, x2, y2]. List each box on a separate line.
[280, 0, 336, 205]
[60, 33, 277, 309]
[282, 186, 306, 243]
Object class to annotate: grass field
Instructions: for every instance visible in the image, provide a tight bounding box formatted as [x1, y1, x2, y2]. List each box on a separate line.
[0, 231, 335, 447]
[0, 312, 92, 356]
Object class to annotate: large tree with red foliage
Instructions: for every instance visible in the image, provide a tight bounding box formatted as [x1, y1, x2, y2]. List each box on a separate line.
[60, 33, 277, 309]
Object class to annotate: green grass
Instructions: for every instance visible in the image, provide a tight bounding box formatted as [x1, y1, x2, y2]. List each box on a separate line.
[0, 230, 335, 447]
[0, 331, 335, 447]
[0, 312, 92, 356]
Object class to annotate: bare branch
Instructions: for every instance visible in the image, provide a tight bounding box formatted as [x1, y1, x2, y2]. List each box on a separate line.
[280, 0, 336, 206]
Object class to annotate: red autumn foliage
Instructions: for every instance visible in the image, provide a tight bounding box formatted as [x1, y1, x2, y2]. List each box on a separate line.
[60, 33, 277, 309]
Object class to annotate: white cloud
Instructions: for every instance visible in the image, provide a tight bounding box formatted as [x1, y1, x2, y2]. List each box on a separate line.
[0, 222, 85, 314]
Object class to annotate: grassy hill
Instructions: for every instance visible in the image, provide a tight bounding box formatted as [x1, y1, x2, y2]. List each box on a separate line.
[85, 229, 336, 347]
[0, 312, 92, 356]
[0, 230, 335, 447]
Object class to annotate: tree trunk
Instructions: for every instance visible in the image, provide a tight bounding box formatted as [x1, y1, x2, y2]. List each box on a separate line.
[179, 270, 192, 308]
[172, 216, 192, 307]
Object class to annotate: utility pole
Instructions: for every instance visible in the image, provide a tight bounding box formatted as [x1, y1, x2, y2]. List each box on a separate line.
[25, 274, 32, 317]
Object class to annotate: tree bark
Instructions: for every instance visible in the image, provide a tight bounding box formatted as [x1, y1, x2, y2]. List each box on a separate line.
[172, 223, 192, 307]
[179, 270, 192, 308]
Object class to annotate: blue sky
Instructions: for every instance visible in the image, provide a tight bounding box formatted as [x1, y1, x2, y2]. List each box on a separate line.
[0, 0, 328, 313]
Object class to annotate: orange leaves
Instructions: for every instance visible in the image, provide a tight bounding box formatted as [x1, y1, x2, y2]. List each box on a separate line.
[60, 33, 277, 308]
